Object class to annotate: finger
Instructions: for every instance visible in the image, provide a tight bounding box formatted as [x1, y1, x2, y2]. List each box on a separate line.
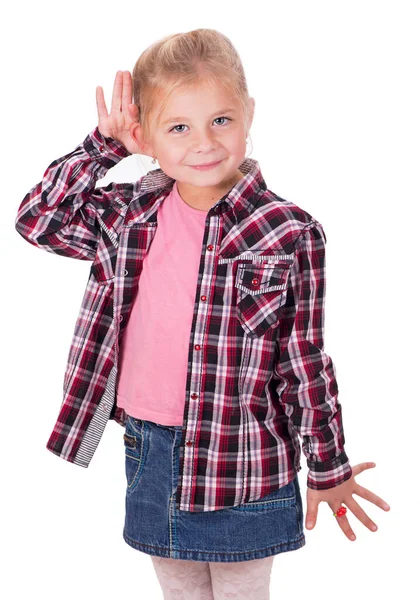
[353, 483, 391, 511]
[345, 496, 378, 532]
[351, 461, 377, 477]
[121, 71, 133, 115]
[96, 86, 108, 121]
[330, 503, 356, 541]
[129, 103, 139, 117]
[111, 70, 123, 113]
[305, 501, 319, 529]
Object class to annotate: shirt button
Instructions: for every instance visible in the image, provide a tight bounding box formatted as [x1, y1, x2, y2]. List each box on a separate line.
[99, 144, 104, 151]
[119, 315, 123, 321]
[200, 295, 207, 301]
[121, 269, 128, 276]
[194, 344, 201, 350]
[186, 440, 193, 446]
[252, 278, 260, 286]
[191, 393, 198, 399]
[207, 244, 214, 251]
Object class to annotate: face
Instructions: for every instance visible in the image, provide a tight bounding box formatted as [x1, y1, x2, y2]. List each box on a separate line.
[132, 81, 254, 202]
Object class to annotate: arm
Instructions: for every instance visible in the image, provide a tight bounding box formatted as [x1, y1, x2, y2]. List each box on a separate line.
[14, 126, 131, 260]
[274, 220, 352, 490]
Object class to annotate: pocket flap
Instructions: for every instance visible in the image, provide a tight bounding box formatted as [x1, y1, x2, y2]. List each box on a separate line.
[235, 264, 290, 295]
[123, 432, 137, 448]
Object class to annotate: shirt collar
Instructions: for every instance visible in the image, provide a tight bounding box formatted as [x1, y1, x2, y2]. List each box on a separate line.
[137, 157, 267, 225]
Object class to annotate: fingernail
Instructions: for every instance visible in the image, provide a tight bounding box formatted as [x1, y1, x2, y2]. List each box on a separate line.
[371, 525, 377, 531]
[350, 534, 356, 541]
[384, 503, 390, 510]
[307, 521, 314, 528]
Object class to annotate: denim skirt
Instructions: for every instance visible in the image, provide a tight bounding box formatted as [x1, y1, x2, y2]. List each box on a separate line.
[122, 415, 306, 563]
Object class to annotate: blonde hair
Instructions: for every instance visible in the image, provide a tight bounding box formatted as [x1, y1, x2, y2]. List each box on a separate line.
[132, 28, 252, 143]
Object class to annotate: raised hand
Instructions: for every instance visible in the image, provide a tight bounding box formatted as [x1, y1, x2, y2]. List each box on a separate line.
[96, 70, 140, 154]
[305, 462, 391, 541]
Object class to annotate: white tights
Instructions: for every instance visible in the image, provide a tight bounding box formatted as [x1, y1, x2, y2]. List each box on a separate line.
[151, 555, 275, 600]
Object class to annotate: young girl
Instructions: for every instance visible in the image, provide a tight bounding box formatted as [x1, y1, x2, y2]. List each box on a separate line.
[15, 28, 390, 600]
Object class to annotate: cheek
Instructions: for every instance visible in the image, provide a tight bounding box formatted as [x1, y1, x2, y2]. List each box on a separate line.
[228, 136, 247, 156]
[157, 142, 182, 163]
[229, 129, 247, 146]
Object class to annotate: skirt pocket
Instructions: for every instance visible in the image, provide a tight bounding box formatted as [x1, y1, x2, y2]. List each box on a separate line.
[231, 478, 297, 512]
[123, 416, 150, 494]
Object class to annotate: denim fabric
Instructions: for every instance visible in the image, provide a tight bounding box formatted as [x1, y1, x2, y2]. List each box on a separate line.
[122, 415, 306, 562]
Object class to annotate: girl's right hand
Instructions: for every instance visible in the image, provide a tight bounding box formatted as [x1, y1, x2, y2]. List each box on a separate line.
[96, 70, 140, 154]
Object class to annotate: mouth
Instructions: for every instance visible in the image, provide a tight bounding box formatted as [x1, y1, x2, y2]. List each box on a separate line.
[189, 159, 224, 170]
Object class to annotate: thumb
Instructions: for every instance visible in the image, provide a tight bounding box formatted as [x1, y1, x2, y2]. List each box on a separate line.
[306, 502, 319, 530]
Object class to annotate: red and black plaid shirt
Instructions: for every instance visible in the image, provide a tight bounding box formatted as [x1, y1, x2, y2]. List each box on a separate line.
[15, 126, 352, 512]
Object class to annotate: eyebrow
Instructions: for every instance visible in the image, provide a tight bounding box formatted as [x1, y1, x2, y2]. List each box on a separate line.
[160, 108, 236, 126]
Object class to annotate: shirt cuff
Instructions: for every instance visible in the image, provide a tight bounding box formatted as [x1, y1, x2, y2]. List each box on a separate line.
[82, 126, 132, 170]
[306, 450, 353, 490]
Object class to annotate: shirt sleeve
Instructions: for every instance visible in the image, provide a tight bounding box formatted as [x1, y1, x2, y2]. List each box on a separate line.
[15, 127, 132, 261]
[274, 220, 352, 490]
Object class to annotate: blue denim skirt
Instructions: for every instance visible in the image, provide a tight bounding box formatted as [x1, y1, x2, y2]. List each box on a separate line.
[122, 415, 306, 563]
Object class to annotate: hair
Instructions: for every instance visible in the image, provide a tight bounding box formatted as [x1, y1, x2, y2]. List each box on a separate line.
[132, 28, 252, 144]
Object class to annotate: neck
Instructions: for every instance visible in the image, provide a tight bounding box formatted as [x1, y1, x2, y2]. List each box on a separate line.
[176, 169, 243, 211]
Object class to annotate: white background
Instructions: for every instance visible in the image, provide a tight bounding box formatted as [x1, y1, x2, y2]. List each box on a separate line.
[2, 0, 418, 598]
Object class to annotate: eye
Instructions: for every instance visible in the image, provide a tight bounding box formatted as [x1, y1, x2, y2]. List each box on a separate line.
[170, 124, 187, 134]
[214, 117, 232, 126]
[168, 116, 232, 134]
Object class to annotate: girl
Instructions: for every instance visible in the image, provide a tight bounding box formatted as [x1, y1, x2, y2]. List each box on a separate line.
[15, 28, 390, 600]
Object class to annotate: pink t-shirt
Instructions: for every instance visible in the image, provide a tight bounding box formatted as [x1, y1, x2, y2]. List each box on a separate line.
[115, 180, 208, 425]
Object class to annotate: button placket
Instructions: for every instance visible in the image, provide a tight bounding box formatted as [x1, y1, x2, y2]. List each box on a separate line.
[180, 211, 221, 507]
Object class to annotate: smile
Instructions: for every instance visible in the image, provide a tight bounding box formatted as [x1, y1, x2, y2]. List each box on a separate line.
[189, 159, 224, 170]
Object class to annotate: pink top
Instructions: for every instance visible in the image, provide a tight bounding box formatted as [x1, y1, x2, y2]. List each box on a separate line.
[116, 180, 208, 425]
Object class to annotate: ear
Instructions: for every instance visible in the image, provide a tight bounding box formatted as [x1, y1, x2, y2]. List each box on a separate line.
[246, 97, 255, 134]
[130, 121, 154, 157]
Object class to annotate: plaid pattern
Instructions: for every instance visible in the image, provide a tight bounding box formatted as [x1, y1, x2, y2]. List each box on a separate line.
[15, 126, 352, 512]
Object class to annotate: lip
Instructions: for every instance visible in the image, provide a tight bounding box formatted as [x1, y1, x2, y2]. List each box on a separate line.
[189, 159, 224, 170]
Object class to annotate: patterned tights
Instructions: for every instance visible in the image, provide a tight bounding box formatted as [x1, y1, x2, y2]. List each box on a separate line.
[151, 555, 275, 600]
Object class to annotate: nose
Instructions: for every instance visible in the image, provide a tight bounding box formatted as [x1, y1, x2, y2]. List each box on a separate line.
[191, 129, 216, 152]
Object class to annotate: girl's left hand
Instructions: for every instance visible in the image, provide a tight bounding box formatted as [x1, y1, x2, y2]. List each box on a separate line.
[305, 462, 391, 541]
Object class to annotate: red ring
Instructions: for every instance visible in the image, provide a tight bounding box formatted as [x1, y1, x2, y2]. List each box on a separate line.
[333, 506, 347, 517]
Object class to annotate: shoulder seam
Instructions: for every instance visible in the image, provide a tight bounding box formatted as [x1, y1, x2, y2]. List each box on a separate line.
[292, 220, 320, 253]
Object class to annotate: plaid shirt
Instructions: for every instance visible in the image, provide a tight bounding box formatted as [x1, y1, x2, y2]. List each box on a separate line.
[15, 126, 352, 512]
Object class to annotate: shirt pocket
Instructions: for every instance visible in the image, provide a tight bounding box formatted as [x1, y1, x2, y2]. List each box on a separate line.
[235, 263, 291, 338]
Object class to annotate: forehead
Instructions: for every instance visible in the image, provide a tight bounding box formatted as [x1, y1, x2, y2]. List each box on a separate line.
[156, 82, 241, 124]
